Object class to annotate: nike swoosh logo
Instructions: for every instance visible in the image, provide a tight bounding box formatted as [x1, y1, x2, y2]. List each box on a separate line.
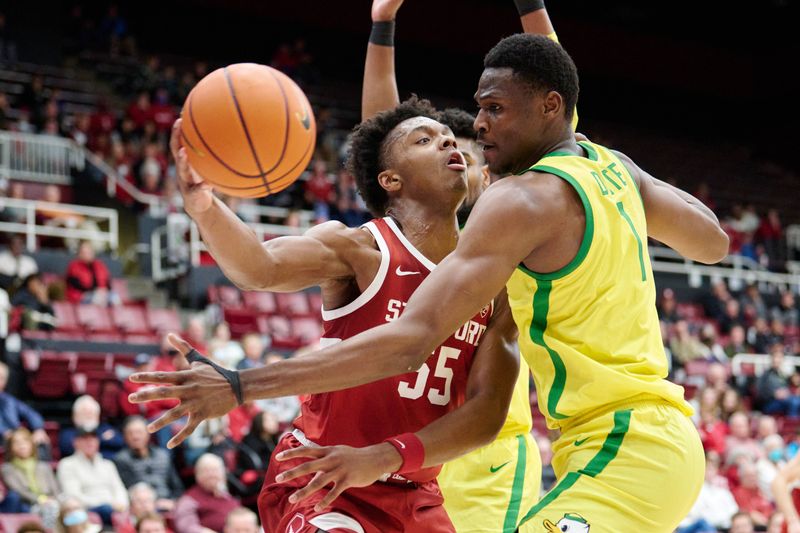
[391, 438, 406, 449]
[574, 437, 589, 446]
[396, 266, 420, 277]
[296, 108, 311, 130]
[489, 461, 511, 473]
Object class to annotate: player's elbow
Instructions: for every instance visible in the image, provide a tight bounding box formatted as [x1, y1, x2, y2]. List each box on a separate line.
[696, 227, 730, 264]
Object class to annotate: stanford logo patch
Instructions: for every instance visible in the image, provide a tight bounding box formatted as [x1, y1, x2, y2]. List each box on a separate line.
[287, 513, 306, 533]
[480, 305, 490, 318]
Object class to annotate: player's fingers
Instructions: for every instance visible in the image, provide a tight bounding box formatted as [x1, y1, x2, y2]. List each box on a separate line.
[275, 457, 330, 484]
[167, 333, 195, 356]
[169, 119, 183, 158]
[128, 370, 188, 387]
[276, 446, 328, 462]
[146, 404, 188, 433]
[167, 415, 201, 449]
[315, 484, 346, 512]
[288, 472, 333, 504]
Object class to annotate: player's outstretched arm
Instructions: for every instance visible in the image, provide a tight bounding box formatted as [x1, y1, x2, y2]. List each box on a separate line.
[171, 119, 368, 292]
[773, 454, 800, 533]
[514, 0, 555, 36]
[614, 151, 729, 264]
[270, 294, 520, 510]
[361, 0, 404, 121]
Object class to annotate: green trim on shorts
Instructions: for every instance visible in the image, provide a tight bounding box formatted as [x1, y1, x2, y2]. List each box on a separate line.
[518, 409, 633, 526]
[502, 434, 528, 532]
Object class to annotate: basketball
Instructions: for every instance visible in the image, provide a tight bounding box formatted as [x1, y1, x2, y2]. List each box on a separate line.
[180, 63, 316, 198]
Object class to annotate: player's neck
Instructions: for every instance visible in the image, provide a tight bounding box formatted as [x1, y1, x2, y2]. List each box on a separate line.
[386, 201, 460, 264]
[518, 130, 579, 173]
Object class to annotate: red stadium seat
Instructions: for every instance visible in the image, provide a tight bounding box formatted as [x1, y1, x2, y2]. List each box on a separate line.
[76, 304, 117, 332]
[266, 315, 300, 349]
[242, 291, 278, 314]
[112, 305, 151, 334]
[147, 308, 182, 334]
[307, 292, 323, 313]
[685, 359, 711, 377]
[211, 285, 242, 307]
[74, 353, 112, 374]
[124, 332, 161, 345]
[111, 278, 132, 304]
[0, 513, 44, 532]
[276, 292, 311, 317]
[49, 330, 86, 341]
[27, 352, 75, 398]
[291, 317, 322, 345]
[53, 301, 80, 331]
[223, 307, 260, 339]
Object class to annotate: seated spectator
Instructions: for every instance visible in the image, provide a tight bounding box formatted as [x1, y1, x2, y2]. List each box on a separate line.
[237, 410, 280, 473]
[732, 461, 773, 528]
[208, 322, 244, 369]
[699, 323, 727, 362]
[65, 240, 120, 305]
[773, 291, 799, 331]
[114, 483, 166, 533]
[59, 395, 124, 460]
[657, 288, 680, 324]
[740, 283, 769, 322]
[749, 317, 777, 354]
[721, 299, 745, 335]
[721, 388, 744, 422]
[224, 507, 259, 533]
[227, 402, 260, 444]
[12, 274, 56, 331]
[137, 513, 168, 533]
[183, 416, 230, 466]
[235, 333, 265, 371]
[303, 160, 335, 221]
[669, 320, 709, 367]
[184, 316, 209, 355]
[113, 416, 183, 508]
[678, 450, 739, 533]
[730, 511, 756, 533]
[1, 427, 60, 526]
[757, 415, 779, 442]
[0, 235, 38, 291]
[757, 433, 785, 501]
[17, 521, 47, 533]
[174, 453, 239, 533]
[38, 187, 101, 251]
[254, 353, 300, 424]
[0, 362, 49, 446]
[758, 344, 800, 416]
[726, 412, 762, 464]
[695, 388, 727, 455]
[56, 427, 129, 525]
[726, 325, 751, 359]
[57, 496, 102, 533]
[0, 477, 25, 512]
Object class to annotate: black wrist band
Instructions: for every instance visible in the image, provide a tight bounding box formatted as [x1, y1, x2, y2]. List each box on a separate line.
[513, 0, 545, 16]
[186, 349, 244, 406]
[369, 20, 395, 47]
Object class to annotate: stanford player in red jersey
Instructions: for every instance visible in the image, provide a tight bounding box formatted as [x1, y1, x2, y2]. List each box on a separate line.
[131, 101, 519, 533]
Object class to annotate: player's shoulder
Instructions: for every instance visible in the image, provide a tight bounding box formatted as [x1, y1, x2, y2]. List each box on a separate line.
[486, 170, 576, 217]
[304, 220, 378, 252]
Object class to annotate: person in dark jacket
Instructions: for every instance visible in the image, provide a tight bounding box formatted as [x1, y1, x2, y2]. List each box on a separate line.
[758, 343, 800, 416]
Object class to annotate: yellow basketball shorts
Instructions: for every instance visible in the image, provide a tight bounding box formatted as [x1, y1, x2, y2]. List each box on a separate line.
[517, 401, 704, 533]
[439, 432, 541, 533]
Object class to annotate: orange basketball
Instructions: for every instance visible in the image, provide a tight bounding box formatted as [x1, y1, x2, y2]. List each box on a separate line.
[180, 63, 316, 198]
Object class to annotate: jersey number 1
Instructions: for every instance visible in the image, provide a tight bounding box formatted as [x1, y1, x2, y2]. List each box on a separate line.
[397, 347, 461, 406]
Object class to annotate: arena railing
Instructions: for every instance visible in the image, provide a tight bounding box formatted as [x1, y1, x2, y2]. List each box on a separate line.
[0, 197, 118, 253]
[0, 131, 84, 185]
[649, 245, 800, 292]
[730, 353, 800, 378]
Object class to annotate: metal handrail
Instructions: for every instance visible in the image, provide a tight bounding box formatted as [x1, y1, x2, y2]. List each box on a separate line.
[0, 197, 118, 252]
[730, 353, 800, 377]
[0, 131, 84, 184]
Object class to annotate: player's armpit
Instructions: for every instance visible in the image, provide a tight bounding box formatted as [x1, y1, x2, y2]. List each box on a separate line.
[613, 151, 729, 264]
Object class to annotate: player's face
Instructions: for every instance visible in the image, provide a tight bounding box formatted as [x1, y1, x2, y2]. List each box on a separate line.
[455, 137, 490, 207]
[385, 117, 467, 206]
[474, 67, 549, 175]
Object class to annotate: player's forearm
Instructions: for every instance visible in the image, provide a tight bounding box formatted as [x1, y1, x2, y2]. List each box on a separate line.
[519, 7, 554, 35]
[239, 319, 431, 400]
[190, 197, 272, 290]
[362, 42, 400, 121]
[773, 475, 800, 523]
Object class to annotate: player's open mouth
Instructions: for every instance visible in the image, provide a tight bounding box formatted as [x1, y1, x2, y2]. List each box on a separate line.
[446, 151, 466, 171]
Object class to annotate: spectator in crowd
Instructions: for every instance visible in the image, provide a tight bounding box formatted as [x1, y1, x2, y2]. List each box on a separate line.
[732, 461, 773, 528]
[183, 316, 208, 355]
[174, 453, 239, 533]
[11, 274, 56, 331]
[136, 513, 168, 533]
[696, 388, 728, 455]
[740, 284, 769, 322]
[721, 299, 745, 335]
[703, 280, 731, 322]
[749, 317, 777, 354]
[56, 496, 102, 533]
[208, 322, 244, 369]
[758, 344, 800, 416]
[224, 507, 259, 533]
[657, 288, 680, 324]
[235, 333, 265, 371]
[127, 92, 152, 130]
[303, 160, 335, 221]
[726, 412, 762, 464]
[678, 450, 739, 533]
[1, 427, 60, 525]
[0, 91, 9, 130]
[0, 235, 38, 291]
[113, 416, 183, 509]
[182, 416, 230, 466]
[226, 401, 260, 444]
[670, 320, 710, 367]
[773, 291, 799, 330]
[726, 325, 751, 359]
[236, 410, 280, 473]
[759, 209, 785, 268]
[0, 287, 8, 364]
[706, 362, 733, 395]
[114, 483, 164, 533]
[721, 388, 745, 423]
[757, 433, 785, 501]
[56, 427, 129, 525]
[0, 477, 25, 512]
[730, 511, 756, 533]
[65, 240, 119, 305]
[17, 522, 47, 533]
[757, 415, 780, 442]
[59, 395, 124, 460]
[700, 323, 727, 362]
[0, 362, 49, 445]
[254, 353, 301, 424]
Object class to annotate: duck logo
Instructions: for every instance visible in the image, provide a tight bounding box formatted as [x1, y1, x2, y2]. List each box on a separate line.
[543, 513, 590, 532]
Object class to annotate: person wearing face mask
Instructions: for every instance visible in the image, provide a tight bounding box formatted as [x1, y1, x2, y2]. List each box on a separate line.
[56, 497, 102, 533]
[757, 434, 786, 501]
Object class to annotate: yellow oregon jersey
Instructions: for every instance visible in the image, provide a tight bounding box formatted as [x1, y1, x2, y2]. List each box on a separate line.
[498, 357, 533, 437]
[506, 141, 692, 431]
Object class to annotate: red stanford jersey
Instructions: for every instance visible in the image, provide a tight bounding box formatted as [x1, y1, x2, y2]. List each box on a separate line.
[293, 217, 492, 481]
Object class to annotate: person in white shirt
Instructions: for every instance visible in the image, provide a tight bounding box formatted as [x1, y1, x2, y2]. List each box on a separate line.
[56, 427, 128, 526]
[0, 236, 38, 291]
[679, 450, 740, 532]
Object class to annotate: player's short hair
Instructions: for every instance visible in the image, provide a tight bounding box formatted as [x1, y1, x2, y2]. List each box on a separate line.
[439, 108, 476, 140]
[484, 33, 579, 121]
[347, 95, 441, 216]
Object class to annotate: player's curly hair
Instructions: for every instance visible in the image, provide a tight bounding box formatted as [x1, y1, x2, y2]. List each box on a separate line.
[439, 108, 476, 140]
[484, 33, 578, 121]
[346, 95, 441, 216]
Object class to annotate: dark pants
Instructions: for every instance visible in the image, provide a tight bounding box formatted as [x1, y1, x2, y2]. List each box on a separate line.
[0, 490, 27, 513]
[764, 396, 800, 417]
[89, 504, 115, 525]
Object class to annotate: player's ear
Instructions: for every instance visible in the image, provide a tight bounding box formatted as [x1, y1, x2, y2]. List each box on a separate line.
[542, 90, 563, 119]
[480, 164, 491, 187]
[378, 170, 402, 193]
